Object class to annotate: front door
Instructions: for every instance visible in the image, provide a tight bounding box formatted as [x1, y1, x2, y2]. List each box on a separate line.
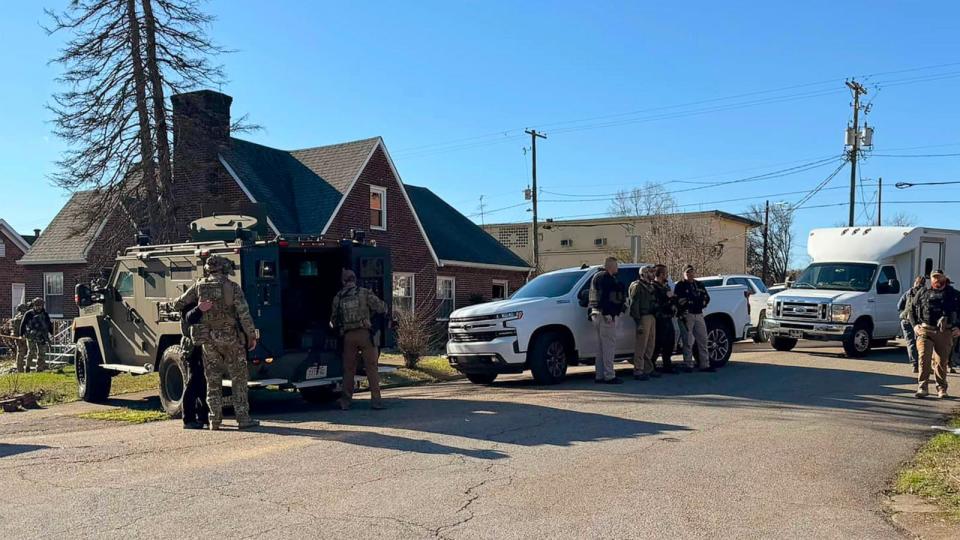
[875, 265, 902, 338]
[104, 262, 143, 365]
[615, 267, 640, 356]
[10, 283, 24, 317]
[920, 241, 944, 277]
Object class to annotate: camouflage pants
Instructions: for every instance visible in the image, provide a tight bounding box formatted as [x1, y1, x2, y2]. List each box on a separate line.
[202, 341, 250, 424]
[25, 340, 48, 372]
[14, 339, 26, 372]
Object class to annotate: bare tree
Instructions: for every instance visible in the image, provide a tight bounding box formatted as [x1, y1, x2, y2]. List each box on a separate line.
[46, 0, 228, 244]
[744, 203, 795, 284]
[884, 211, 917, 227]
[609, 182, 725, 276]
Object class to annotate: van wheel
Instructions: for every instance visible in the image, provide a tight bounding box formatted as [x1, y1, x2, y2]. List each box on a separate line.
[76, 337, 111, 403]
[528, 331, 569, 384]
[705, 319, 734, 367]
[753, 311, 768, 343]
[300, 386, 340, 404]
[466, 373, 498, 385]
[770, 336, 797, 352]
[158, 346, 187, 418]
[843, 322, 872, 358]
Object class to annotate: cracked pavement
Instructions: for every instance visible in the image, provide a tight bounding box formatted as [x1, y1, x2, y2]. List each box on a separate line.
[1, 342, 956, 539]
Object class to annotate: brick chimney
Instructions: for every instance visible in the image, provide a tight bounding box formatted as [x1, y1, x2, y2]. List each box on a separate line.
[171, 90, 235, 240]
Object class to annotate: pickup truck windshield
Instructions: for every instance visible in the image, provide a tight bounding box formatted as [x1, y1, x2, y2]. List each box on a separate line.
[793, 262, 878, 292]
[512, 270, 588, 299]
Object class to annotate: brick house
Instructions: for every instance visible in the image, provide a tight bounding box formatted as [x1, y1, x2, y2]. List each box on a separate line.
[18, 89, 530, 319]
[0, 219, 34, 318]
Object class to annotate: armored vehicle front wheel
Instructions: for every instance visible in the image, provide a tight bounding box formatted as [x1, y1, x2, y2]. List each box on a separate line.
[76, 337, 111, 403]
[158, 346, 187, 418]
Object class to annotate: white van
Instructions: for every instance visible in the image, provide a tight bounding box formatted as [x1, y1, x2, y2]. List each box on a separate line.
[764, 226, 960, 357]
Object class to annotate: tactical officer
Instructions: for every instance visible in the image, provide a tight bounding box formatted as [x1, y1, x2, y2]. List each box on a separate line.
[908, 270, 960, 399]
[20, 298, 52, 372]
[628, 265, 659, 381]
[179, 303, 209, 430]
[652, 264, 678, 374]
[331, 269, 388, 410]
[588, 257, 626, 384]
[168, 255, 259, 430]
[674, 265, 714, 373]
[897, 276, 926, 373]
[11, 303, 29, 373]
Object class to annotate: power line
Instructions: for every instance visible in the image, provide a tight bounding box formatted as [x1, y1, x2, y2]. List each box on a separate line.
[872, 152, 960, 158]
[791, 161, 849, 210]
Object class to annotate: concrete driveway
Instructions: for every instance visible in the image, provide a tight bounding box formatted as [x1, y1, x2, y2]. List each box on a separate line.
[0, 342, 956, 539]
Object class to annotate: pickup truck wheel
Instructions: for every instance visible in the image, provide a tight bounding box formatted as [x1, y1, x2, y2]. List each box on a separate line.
[753, 312, 768, 343]
[770, 336, 797, 352]
[704, 320, 734, 367]
[843, 322, 872, 358]
[300, 386, 340, 404]
[466, 373, 498, 385]
[76, 337, 111, 403]
[529, 331, 569, 385]
[158, 346, 186, 418]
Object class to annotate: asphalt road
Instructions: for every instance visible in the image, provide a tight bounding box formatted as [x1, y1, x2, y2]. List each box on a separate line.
[1, 341, 957, 539]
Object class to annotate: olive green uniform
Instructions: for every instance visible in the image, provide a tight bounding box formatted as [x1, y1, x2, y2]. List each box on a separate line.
[331, 285, 387, 406]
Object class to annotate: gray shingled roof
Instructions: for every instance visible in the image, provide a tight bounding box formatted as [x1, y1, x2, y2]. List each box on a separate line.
[221, 137, 379, 234]
[406, 185, 531, 269]
[19, 191, 105, 265]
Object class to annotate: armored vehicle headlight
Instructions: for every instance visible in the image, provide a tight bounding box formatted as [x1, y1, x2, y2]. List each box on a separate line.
[831, 304, 852, 323]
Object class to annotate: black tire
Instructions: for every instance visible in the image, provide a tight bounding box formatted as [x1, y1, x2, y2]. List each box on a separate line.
[158, 346, 187, 418]
[76, 337, 111, 403]
[752, 311, 768, 343]
[528, 331, 570, 384]
[695, 318, 734, 367]
[466, 373, 498, 385]
[843, 321, 872, 358]
[770, 336, 798, 352]
[299, 386, 340, 404]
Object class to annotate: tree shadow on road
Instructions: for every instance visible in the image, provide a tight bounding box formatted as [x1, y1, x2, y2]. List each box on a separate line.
[262, 398, 691, 450]
[0, 443, 50, 458]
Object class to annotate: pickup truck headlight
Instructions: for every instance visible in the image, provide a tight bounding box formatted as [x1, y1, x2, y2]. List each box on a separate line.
[495, 311, 523, 320]
[766, 298, 775, 311]
[831, 304, 852, 323]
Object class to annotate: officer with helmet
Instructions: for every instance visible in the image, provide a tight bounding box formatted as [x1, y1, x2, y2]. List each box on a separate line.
[167, 254, 260, 430]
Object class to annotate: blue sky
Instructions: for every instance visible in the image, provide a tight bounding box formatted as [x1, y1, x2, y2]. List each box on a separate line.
[2, 0, 959, 267]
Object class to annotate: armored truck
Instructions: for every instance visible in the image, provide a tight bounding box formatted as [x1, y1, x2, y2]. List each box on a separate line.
[73, 215, 392, 416]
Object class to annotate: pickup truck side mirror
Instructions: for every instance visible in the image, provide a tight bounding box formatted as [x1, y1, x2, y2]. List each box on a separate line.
[577, 288, 590, 308]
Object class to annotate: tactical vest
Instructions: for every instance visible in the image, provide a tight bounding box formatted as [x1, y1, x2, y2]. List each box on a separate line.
[337, 287, 371, 332]
[194, 278, 240, 344]
[11, 314, 23, 338]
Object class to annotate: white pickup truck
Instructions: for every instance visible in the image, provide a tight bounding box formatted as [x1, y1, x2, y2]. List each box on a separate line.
[446, 264, 751, 384]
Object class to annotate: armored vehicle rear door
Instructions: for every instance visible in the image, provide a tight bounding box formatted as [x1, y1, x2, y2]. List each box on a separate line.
[350, 245, 393, 347]
[239, 244, 283, 358]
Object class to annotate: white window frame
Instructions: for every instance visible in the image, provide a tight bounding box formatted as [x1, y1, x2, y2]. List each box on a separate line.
[370, 185, 387, 231]
[43, 272, 64, 317]
[492, 279, 509, 300]
[437, 276, 456, 320]
[0, 240, 5, 258]
[393, 272, 416, 314]
[11, 283, 25, 317]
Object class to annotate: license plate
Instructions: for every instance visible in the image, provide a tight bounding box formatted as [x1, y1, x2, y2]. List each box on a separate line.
[305, 365, 328, 379]
[789, 329, 803, 339]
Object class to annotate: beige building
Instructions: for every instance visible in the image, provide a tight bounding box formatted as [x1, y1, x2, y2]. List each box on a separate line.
[484, 211, 760, 274]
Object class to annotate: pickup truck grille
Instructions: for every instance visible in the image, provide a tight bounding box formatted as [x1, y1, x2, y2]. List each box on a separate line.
[775, 301, 828, 321]
[449, 330, 517, 343]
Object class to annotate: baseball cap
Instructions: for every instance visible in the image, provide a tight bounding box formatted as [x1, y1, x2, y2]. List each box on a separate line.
[931, 269, 946, 278]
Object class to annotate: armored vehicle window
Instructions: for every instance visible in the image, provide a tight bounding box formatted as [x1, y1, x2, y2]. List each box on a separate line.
[143, 271, 167, 298]
[170, 267, 193, 281]
[115, 271, 134, 298]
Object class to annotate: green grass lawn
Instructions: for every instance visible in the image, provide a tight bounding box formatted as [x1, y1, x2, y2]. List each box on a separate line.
[77, 408, 170, 423]
[0, 364, 159, 406]
[379, 355, 463, 387]
[895, 414, 960, 519]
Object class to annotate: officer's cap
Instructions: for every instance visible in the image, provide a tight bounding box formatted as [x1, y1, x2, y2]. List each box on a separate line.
[31, 297, 44, 306]
[204, 255, 234, 274]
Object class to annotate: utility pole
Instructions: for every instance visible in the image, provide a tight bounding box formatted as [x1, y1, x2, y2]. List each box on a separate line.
[479, 195, 486, 227]
[525, 129, 547, 272]
[876, 177, 882, 226]
[846, 80, 868, 227]
[762, 200, 770, 284]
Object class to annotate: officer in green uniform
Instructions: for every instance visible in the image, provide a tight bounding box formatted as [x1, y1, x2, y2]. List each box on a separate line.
[20, 298, 52, 372]
[331, 269, 388, 410]
[11, 303, 29, 372]
[168, 255, 259, 430]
